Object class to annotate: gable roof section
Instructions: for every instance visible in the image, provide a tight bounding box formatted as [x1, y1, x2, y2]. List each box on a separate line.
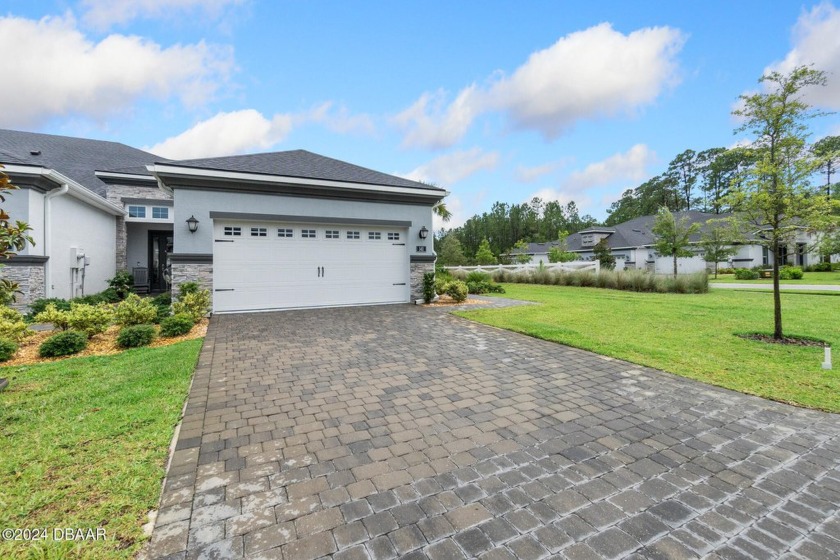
[166, 150, 442, 192]
[0, 129, 160, 196]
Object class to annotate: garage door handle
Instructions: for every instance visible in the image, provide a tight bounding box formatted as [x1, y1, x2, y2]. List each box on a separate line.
[393, 282, 406, 286]
[215, 288, 234, 292]
[215, 239, 234, 243]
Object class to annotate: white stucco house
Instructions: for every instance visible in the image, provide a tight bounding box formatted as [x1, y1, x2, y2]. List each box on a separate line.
[514, 211, 823, 274]
[0, 129, 445, 312]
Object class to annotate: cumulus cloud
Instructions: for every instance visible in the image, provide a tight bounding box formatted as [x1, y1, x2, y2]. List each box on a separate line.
[306, 102, 376, 135]
[403, 148, 499, 185]
[81, 0, 246, 29]
[393, 87, 483, 149]
[530, 188, 593, 211]
[147, 109, 293, 158]
[433, 195, 465, 230]
[394, 23, 684, 149]
[564, 144, 656, 192]
[515, 163, 557, 183]
[768, 3, 840, 109]
[0, 14, 233, 128]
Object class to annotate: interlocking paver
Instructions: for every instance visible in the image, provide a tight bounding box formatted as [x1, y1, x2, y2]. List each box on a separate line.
[148, 302, 840, 559]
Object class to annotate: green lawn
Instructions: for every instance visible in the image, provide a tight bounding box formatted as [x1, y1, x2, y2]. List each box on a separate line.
[0, 340, 202, 560]
[457, 285, 840, 412]
[709, 271, 840, 284]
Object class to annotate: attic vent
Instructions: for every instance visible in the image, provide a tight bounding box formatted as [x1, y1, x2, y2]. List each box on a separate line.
[30, 150, 41, 156]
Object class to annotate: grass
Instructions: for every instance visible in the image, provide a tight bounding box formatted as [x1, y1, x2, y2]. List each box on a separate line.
[456, 284, 840, 413]
[709, 271, 840, 285]
[0, 340, 202, 560]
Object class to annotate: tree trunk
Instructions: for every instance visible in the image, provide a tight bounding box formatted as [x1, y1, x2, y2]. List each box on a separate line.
[673, 253, 678, 278]
[772, 240, 783, 339]
[714, 262, 718, 279]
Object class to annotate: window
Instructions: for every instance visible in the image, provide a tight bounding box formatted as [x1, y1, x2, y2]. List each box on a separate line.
[346, 231, 360, 239]
[128, 205, 146, 218]
[223, 226, 241, 236]
[152, 207, 169, 219]
[250, 227, 267, 237]
[302, 229, 316, 238]
[368, 231, 381, 240]
[325, 230, 339, 239]
[387, 232, 400, 241]
[277, 228, 293, 238]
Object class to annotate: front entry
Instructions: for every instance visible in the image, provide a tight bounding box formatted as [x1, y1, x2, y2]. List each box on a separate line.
[149, 231, 173, 292]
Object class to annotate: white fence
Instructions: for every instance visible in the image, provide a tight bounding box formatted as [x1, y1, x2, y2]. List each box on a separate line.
[443, 261, 600, 274]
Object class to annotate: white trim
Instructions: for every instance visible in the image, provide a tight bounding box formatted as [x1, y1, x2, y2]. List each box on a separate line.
[94, 170, 156, 182]
[3, 164, 125, 216]
[148, 163, 449, 198]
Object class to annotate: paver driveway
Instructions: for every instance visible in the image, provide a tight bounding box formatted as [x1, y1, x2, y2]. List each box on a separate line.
[148, 301, 840, 560]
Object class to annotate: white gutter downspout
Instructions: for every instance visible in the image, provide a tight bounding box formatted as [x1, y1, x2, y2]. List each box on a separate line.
[44, 184, 69, 298]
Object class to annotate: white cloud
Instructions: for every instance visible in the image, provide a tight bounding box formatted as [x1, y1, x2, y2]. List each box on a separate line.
[0, 14, 233, 128]
[403, 148, 499, 186]
[515, 163, 557, 183]
[768, 3, 840, 109]
[81, 0, 246, 29]
[306, 102, 376, 136]
[394, 23, 684, 149]
[434, 195, 465, 230]
[564, 144, 656, 192]
[147, 109, 292, 158]
[530, 188, 593, 212]
[393, 87, 482, 149]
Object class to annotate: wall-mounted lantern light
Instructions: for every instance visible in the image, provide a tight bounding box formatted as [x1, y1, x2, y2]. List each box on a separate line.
[186, 215, 199, 233]
[419, 226, 429, 240]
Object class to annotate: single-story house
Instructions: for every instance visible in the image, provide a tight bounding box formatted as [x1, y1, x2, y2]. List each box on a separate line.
[0, 129, 445, 312]
[514, 211, 822, 274]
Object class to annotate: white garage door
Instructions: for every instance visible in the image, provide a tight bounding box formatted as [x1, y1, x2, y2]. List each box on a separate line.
[212, 221, 410, 313]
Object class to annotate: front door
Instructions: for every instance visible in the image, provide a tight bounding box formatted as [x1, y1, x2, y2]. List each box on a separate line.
[149, 231, 173, 292]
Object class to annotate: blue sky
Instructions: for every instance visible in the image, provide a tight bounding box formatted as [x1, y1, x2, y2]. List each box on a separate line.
[2, 1, 839, 227]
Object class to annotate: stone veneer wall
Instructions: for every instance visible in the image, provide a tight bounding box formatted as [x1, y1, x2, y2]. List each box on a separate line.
[171, 262, 212, 300]
[0, 261, 46, 310]
[409, 260, 435, 303]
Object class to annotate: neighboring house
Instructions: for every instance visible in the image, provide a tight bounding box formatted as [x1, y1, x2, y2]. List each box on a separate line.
[0, 129, 445, 312]
[513, 211, 821, 274]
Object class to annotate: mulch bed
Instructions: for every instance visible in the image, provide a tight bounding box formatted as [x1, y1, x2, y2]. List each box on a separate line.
[1, 319, 208, 367]
[424, 296, 485, 307]
[737, 333, 828, 347]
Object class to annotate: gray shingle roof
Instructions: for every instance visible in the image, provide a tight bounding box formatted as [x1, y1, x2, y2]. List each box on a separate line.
[168, 150, 443, 191]
[0, 129, 162, 196]
[517, 211, 746, 254]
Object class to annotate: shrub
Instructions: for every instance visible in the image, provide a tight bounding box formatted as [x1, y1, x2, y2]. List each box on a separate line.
[465, 270, 491, 284]
[29, 298, 71, 317]
[0, 337, 17, 362]
[805, 262, 832, 272]
[114, 294, 158, 326]
[75, 288, 121, 305]
[0, 278, 21, 306]
[0, 315, 32, 342]
[172, 289, 211, 323]
[780, 266, 804, 280]
[117, 324, 156, 348]
[160, 313, 194, 337]
[422, 272, 436, 304]
[0, 306, 23, 322]
[444, 280, 469, 302]
[34, 304, 71, 330]
[466, 280, 505, 294]
[107, 270, 134, 300]
[39, 330, 87, 358]
[734, 268, 760, 280]
[177, 282, 200, 297]
[67, 303, 113, 337]
[152, 292, 172, 307]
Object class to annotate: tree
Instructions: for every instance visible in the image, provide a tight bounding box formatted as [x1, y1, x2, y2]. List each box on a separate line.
[547, 230, 577, 262]
[730, 65, 838, 339]
[511, 240, 532, 264]
[438, 233, 467, 266]
[0, 166, 35, 304]
[474, 238, 497, 265]
[592, 239, 616, 270]
[667, 149, 699, 211]
[651, 207, 700, 277]
[812, 135, 840, 198]
[433, 202, 452, 222]
[700, 218, 743, 278]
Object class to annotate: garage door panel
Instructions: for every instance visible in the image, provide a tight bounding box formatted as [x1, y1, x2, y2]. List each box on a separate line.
[213, 222, 409, 312]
